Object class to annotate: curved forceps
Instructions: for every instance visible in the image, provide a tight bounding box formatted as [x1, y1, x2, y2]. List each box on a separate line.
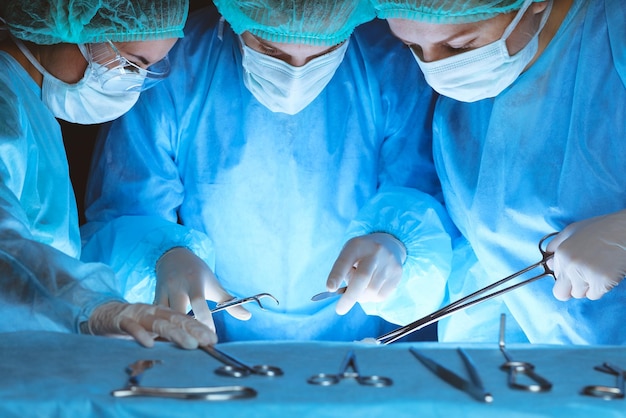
[376, 233, 558, 345]
[307, 350, 392, 387]
[201, 345, 283, 378]
[187, 293, 279, 317]
[581, 363, 625, 400]
[211, 293, 279, 313]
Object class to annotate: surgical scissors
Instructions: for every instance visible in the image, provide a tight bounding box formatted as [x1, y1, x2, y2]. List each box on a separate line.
[111, 359, 257, 400]
[498, 314, 552, 392]
[376, 233, 558, 344]
[188, 292, 279, 317]
[410, 347, 493, 403]
[307, 350, 393, 387]
[201, 345, 284, 378]
[581, 363, 625, 400]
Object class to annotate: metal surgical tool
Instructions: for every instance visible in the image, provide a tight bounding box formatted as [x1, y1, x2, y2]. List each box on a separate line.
[307, 350, 393, 387]
[111, 359, 257, 400]
[581, 363, 625, 400]
[498, 314, 552, 392]
[376, 233, 558, 344]
[410, 347, 493, 403]
[188, 293, 279, 317]
[201, 345, 284, 378]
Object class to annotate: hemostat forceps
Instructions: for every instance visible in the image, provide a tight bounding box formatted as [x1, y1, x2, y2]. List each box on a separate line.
[498, 314, 552, 392]
[111, 359, 257, 400]
[376, 233, 558, 344]
[188, 292, 279, 316]
[581, 363, 625, 400]
[201, 345, 284, 378]
[410, 347, 493, 403]
[307, 350, 393, 387]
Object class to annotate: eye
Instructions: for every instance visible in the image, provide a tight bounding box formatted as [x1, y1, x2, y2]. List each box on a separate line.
[259, 44, 280, 56]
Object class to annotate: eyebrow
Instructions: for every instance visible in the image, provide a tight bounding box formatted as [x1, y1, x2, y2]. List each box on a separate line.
[125, 52, 151, 66]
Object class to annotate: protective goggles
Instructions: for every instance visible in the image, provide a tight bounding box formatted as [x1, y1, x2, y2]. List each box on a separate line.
[85, 40, 171, 92]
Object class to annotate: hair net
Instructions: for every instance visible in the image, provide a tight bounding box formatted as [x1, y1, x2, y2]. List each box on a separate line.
[371, 0, 544, 24]
[0, 0, 189, 45]
[213, 0, 376, 46]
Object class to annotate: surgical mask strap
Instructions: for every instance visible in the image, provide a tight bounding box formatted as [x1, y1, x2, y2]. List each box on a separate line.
[11, 36, 50, 77]
[502, 0, 535, 40]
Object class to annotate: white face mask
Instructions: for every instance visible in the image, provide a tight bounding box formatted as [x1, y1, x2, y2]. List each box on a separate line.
[240, 37, 349, 115]
[413, 0, 553, 102]
[14, 40, 141, 124]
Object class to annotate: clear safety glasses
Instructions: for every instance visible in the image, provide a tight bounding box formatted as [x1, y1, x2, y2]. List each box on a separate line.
[86, 40, 171, 92]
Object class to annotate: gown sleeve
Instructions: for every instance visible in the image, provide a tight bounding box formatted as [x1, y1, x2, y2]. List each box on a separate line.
[345, 24, 456, 325]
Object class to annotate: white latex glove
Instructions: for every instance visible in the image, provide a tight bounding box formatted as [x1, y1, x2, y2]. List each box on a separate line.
[155, 247, 251, 329]
[326, 232, 406, 315]
[547, 210, 626, 301]
[87, 301, 217, 349]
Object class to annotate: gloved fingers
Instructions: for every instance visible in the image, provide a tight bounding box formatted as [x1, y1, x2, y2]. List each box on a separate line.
[373, 266, 402, 301]
[552, 277, 573, 301]
[169, 292, 192, 315]
[150, 318, 200, 349]
[224, 305, 252, 321]
[149, 307, 217, 348]
[326, 239, 360, 291]
[159, 307, 217, 346]
[189, 295, 216, 331]
[118, 316, 156, 348]
[335, 256, 375, 316]
[154, 282, 171, 308]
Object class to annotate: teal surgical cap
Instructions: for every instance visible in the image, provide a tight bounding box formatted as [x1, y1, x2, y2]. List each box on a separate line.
[214, 0, 376, 46]
[0, 0, 189, 44]
[371, 0, 544, 24]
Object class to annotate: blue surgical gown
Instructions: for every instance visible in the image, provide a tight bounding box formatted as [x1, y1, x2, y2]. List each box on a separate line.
[0, 52, 124, 333]
[81, 10, 455, 342]
[434, 0, 626, 344]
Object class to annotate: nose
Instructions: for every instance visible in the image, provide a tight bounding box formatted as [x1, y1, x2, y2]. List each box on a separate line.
[284, 55, 309, 67]
[413, 45, 450, 63]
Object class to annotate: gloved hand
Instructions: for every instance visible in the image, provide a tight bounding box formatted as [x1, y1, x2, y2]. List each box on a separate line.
[547, 209, 626, 301]
[87, 301, 217, 349]
[155, 247, 251, 329]
[326, 232, 406, 315]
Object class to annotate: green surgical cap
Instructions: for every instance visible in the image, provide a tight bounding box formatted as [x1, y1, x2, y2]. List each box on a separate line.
[214, 0, 376, 46]
[371, 0, 543, 24]
[0, 0, 189, 45]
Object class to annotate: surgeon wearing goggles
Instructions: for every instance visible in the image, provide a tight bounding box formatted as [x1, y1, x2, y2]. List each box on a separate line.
[371, 0, 626, 344]
[81, 0, 456, 341]
[0, 0, 218, 349]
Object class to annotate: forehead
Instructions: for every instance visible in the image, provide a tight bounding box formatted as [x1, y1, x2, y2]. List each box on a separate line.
[386, 16, 508, 43]
[114, 38, 177, 64]
[243, 32, 339, 56]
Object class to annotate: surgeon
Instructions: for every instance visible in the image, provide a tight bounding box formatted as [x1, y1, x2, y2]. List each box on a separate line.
[0, 0, 219, 349]
[371, 0, 626, 344]
[81, 0, 456, 341]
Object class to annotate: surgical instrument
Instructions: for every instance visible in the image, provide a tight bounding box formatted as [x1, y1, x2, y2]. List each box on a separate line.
[498, 314, 552, 392]
[307, 350, 392, 387]
[201, 345, 284, 378]
[376, 232, 558, 344]
[188, 292, 279, 316]
[581, 363, 625, 400]
[410, 347, 493, 403]
[311, 286, 347, 302]
[111, 359, 257, 400]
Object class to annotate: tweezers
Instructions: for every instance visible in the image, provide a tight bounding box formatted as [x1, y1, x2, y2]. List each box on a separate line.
[410, 347, 493, 403]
